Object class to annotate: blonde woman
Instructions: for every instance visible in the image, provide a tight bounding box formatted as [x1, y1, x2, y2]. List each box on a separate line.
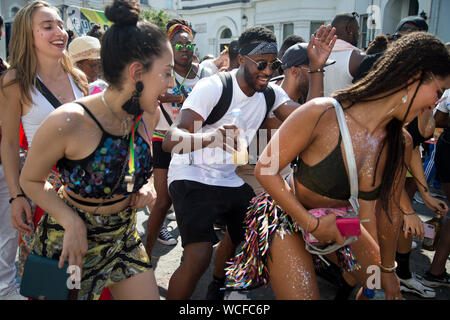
[0, 0, 88, 276]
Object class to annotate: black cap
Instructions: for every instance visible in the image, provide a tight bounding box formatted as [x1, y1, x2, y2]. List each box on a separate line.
[281, 43, 335, 70]
[395, 16, 428, 33]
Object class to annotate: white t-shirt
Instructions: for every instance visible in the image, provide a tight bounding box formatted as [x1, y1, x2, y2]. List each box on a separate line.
[199, 59, 218, 78]
[155, 70, 201, 131]
[436, 89, 450, 113]
[167, 69, 291, 187]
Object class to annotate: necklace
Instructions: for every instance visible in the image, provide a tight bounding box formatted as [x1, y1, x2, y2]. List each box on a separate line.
[177, 64, 193, 95]
[101, 90, 132, 136]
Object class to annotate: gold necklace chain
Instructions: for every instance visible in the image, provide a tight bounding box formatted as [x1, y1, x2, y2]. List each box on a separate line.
[101, 90, 132, 136]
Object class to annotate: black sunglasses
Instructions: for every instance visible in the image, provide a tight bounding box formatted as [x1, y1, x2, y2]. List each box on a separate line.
[244, 56, 282, 71]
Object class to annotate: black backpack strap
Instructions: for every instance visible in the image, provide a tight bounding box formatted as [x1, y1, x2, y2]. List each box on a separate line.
[159, 102, 173, 126]
[262, 84, 276, 122]
[35, 78, 62, 109]
[203, 72, 233, 127]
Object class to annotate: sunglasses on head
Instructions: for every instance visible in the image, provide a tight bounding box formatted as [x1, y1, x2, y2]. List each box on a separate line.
[173, 43, 196, 51]
[244, 56, 282, 71]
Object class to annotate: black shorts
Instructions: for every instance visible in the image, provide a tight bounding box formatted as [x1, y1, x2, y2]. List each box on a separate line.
[152, 140, 171, 169]
[168, 180, 255, 247]
[435, 135, 450, 183]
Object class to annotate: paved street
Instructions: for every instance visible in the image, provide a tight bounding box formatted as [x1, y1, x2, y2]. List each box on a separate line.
[140, 191, 450, 301]
[14, 190, 449, 300]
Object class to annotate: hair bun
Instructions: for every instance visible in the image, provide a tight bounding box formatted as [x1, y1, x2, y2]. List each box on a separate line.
[105, 0, 140, 26]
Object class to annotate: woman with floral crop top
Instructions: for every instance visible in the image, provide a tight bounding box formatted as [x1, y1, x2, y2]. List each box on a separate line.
[19, 0, 174, 300]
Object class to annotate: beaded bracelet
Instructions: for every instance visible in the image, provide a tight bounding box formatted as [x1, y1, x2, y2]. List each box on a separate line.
[380, 261, 398, 273]
[9, 193, 26, 204]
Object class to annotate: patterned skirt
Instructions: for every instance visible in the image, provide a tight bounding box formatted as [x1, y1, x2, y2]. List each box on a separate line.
[31, 190, 151, 300]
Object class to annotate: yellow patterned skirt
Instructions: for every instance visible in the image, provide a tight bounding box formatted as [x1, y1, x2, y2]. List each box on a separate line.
[31, 191, 152, 300]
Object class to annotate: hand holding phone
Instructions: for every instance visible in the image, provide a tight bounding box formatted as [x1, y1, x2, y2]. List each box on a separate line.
[336, 217, 361, 237]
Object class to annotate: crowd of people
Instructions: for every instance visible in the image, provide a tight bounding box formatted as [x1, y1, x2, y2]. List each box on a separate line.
[0, 0, 449, 301]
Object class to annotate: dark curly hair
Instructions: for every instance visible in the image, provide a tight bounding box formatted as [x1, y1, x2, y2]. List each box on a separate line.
[365, 34, 389, 55]
[101, 0, 167, 89]
[333, 32, 450, 219]
[87, 23, 105, 40]
[238, 26, 277, 49]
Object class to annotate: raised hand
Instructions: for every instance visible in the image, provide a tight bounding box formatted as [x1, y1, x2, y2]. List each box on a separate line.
[308, 24, 337, 70]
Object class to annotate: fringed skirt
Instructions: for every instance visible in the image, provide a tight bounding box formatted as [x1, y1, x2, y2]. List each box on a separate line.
[225, 192, 360, 291]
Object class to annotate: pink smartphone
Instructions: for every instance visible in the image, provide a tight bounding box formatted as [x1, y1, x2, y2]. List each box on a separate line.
[423, 223, 436, 239]
[336, 218, 361, 237]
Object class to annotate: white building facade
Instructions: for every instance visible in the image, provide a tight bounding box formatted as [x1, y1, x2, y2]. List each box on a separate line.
[1, 0, 449, 60]
[174, 0, 449, 58]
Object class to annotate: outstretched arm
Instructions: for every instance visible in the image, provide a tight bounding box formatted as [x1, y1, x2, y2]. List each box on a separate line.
[256, 100, 345, 244]
[0, 72, 33, 234]
[306, 24, 337, 100]
[19, 106, 88, 270]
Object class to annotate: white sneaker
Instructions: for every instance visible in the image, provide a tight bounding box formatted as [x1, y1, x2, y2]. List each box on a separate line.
[157, 226, 177, 246]
[399, 273, 435, 298]
[167, 212, 176, 221]
[0, 289, 27, 300]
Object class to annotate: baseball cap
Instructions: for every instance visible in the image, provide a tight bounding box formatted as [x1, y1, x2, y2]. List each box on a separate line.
[68, 36, 101, 63]
[395, 16, 428, 33]
[281, 42, 335, 70]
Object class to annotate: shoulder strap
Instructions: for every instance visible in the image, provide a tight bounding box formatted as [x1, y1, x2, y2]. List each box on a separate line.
[331, 98, 359, 215]
[262, 84, 275, 122]
[75, 102, 107, 133]
[203, 72, 233, 127]
[35, 78, 62, 109]
[159, 102, 173, 126]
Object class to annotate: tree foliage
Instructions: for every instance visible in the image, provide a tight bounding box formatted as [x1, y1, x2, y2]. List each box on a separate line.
[140, 7, 170, 31]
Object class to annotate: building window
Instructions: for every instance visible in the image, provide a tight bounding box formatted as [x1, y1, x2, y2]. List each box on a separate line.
[359, 14, 369, 49]
[282, 23, 294, 41]
[310, 21, 325, 36]
[409, 0, 419, 16]
[220, 28, 232, 39]
[10, 6, 20, 18]
[265, 25, 274, 32]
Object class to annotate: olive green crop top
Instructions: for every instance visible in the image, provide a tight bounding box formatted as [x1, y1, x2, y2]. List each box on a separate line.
[293, 133, 381, 201]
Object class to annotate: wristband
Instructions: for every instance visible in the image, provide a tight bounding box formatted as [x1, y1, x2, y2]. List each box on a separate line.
[309, 217, 320, 233]
[308, 68, 325, 73]
[380, 261, 398, 273]
[9, 193, 26, 204]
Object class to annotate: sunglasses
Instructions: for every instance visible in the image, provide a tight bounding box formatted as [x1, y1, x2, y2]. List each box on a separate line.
[244, 56, 282, 71]
[173, 43, 196, 51]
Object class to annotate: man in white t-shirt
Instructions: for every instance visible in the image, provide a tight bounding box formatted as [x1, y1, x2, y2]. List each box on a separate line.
[162, 26, 336, 300]
[199, 48, 230, 78]
[323, 12, 365, 97]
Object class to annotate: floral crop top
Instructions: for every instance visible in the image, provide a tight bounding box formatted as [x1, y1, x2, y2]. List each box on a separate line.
[57, 103, 153, 199]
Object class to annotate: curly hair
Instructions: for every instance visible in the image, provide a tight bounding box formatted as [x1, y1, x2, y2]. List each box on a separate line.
[365, 34, 389, 55]
[102, 0, 167, 88]
[333, 32, 450, 218]
[238, 26, 277, 49]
